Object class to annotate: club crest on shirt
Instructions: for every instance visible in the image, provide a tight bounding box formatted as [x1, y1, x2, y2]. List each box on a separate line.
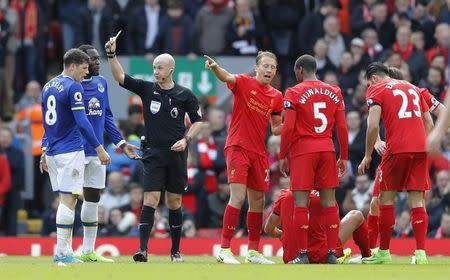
[88, 97, 103, 116]
[170, 107, 179, 118]
[97, 83, 105, 93]
[150, 100, 161, 114]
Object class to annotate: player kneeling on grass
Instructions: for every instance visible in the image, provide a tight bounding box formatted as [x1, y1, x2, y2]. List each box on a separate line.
[264, 189, 371, 264]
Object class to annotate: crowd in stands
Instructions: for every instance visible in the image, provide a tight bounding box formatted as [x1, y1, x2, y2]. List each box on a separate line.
[0, 0, 450, 239]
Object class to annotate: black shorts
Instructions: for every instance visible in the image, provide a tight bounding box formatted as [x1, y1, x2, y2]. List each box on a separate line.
[142, 147, 187, 194]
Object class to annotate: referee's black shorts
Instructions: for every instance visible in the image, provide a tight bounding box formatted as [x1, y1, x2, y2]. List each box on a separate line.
[141, 147, 187, 194]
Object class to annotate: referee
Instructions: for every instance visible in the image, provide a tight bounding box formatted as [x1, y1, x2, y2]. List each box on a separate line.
[105, 35, 203, 263]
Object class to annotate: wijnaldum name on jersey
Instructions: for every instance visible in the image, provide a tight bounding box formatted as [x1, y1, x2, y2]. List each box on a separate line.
[299, 88, 340, 104]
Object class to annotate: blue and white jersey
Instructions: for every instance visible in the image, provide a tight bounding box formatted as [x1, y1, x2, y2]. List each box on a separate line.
[42, 75, 87, 156]
[81, 76, 124, 156]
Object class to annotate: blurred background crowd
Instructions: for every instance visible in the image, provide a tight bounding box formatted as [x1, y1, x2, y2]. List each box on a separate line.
[0, 0, 449, 239]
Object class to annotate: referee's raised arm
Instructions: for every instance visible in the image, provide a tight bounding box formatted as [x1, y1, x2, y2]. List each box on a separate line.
[105, 33, 125, 85]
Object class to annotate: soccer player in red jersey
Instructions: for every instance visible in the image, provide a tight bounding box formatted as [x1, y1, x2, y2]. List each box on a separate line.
[204, 52, 283, 264]
[367, 67, 444, 252]
[279, 55, 348, 264]
[358, 62, 433, 264]
[264, 189, 371, 264]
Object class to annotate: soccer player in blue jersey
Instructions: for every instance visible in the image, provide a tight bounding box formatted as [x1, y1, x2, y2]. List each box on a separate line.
[40, 49, 111, 263]
[77, 44, 139, 262]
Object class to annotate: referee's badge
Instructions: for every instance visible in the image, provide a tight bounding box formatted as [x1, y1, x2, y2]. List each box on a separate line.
[150, 101, 161, 114]
[170, 107, 179, 118]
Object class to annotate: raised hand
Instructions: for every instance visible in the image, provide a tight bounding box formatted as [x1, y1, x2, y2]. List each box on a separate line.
[204, 55, 218, 70]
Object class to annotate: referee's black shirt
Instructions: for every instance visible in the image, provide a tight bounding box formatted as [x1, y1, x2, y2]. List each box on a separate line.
[120, 74, 202, 148]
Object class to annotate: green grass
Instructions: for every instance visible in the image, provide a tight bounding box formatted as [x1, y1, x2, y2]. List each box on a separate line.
[1, 256, 450, 280]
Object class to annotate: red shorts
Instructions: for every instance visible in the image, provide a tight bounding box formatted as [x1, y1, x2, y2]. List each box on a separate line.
[377, 152, 428, 192]
[224, 146, 269, 191]
[290, 152, 338, 191]
[308, 240, 343, 264]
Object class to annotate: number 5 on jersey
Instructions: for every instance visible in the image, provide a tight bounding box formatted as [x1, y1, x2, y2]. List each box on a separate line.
[314, 102, 327, 133]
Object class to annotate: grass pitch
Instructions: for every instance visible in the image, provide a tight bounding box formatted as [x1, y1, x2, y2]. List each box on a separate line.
[1, 256, 450, 280]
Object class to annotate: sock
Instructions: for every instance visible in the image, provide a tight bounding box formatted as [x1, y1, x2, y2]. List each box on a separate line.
[247, 211, 262, 251]
[169, 208, 183, 254]
[139, 206, 155, 251]
[293, 206, 309, 253]
[379, 205, 395, 251]
[323, 205, 340, 252]
[56, 203, 75, 256]
[220, 204, 240, 248]
[411, 207, 428, 250]
[335, 240, 344, 257]
[81, 201, 99, 254]
[353, 221, 371, 257]
[367, 214, 379, 249]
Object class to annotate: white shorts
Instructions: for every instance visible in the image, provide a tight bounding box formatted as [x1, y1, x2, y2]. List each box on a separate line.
[46, 150, 85, 194]
[84, 156, 106, 189]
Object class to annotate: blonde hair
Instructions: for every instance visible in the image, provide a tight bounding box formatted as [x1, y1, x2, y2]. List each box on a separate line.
[256, 51, 277, 65]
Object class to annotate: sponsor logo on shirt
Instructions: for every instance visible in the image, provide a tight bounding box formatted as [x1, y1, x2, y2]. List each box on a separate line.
[88, 97, 103, 116]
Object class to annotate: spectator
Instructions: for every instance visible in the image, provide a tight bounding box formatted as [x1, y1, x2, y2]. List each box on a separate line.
[120, 182, 144, 222]
[426, 23, 450, 66]
[0, 5, 9, 120]
[99, 171, 130, 214]
[392, 25, 428, 83]
[411, 30, 425, 52]
[412, 0, 436, 49]
[419, 66, 445, 101]
[207, 106, 227, 143]
[267, 135, 281, 192]
[11, 0, 44, 97]
[392, 210, 414, 238]
[109, 0, 143, 55]
[341, 174, 371, 216]
[430, 54, 446, 72]
[297, 0, 340, 55]
[121, 104, 145, 138]
[194, 0, 233, 55]
[322, 15, 349, 67]
[207, 174, 230, 228]
[152, 0, 196, 57]
[349, 37, 370, 72]
[56, 0, 82, 52]
[323, 70, 339, 86]
[128, 0, 164, 56]
[15, 80, 40, 111]
[0, 127, 23, 234]
[349, 0, 377, 37]
[431, 211, 450, 238]
[102, 208, 135, 236]
[346, 110, 365, 177]
[314, 39, 336, 80]
[427, 170, 449, 232]
[338, 51, 359, 96]
[437, 0, 450, 24]
[226, 0, 264, 56]
[40, 195, 59, 236]
[75, 0, 114, 56]
[368, 1, 396, 49]
[361, 28, 383, 61]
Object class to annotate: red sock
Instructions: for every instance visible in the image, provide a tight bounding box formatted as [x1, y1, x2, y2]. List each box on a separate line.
[379, 205, 395, 251]
[323, 205, 340, 252]
[336, 240, 344, 258]
[247, 211, 262, 251]
[293, 206, 309, 252]
[367, 214, 379, 249]
[353, 221, 371, 257]
[221, 204, 240, 248]
[411, 207, 428, 250]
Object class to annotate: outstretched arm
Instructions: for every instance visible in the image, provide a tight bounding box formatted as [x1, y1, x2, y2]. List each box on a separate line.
[204, 55, 236, 84]
[105, 32, 125, 85]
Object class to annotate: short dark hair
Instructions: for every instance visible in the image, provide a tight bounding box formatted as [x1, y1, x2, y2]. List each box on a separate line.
[295, 55, 317, 73]
[63, 48, 90, 68]
[256, 51, 277, 65]
[78, 44, 96, 54]
[365, 62, 389, 80]
[387, 67, 404, 80]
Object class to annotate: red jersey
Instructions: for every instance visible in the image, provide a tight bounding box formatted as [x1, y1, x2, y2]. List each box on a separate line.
[281, 80, 346, 157]
[273, 189, 329, 263]
[366, 78, 429, 154]
[226, 75, 283, 156]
